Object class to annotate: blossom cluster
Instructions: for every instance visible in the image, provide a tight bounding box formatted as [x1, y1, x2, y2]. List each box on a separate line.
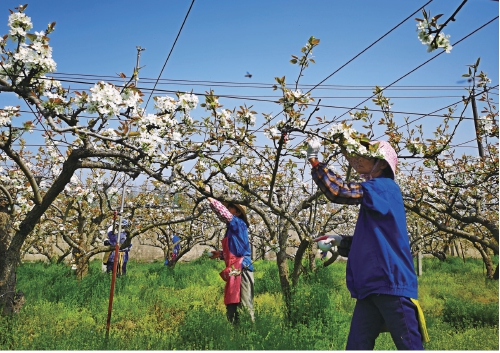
[83, 82, 123, 117]
[135, 114, 181, 156]
[480, 116, 496, 135]
[216, 109, 233, 128]
[407, 140, 426, 155]
[283, 89, 311, 106]
[154, 93, 198, 118]
[0, 106, 20, 126]
[264, 127, 281, 140]
[154, 96, 177, 114]
[14, 32, 56, 72]
[416, 20, 452, 53]
[7, 11, 32, 38]
[71, 82, 144, 118]
[263, 117, 306, 142]
[128, 93, 199, 157]
[0, 165, 35, 230]
[177, 93, 199, 114]
[325, 123, 383, 159]
[2, 11, 57, 80]
[236, 109, 256, 126]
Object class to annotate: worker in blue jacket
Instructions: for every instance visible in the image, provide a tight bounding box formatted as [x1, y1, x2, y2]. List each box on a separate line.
[206, 193, 254, 324]
[164, 234, 181, 265]
[307, 138, 428, 350]
[104, 219, 132, 276]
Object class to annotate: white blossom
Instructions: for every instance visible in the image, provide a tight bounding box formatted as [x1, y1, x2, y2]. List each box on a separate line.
[177, 93, 198, 111]
[154, 96, 177, 114]
[8, 12, 32, 38]
[326, 123, 383, 159]
[86, 82, 123, 117]
[121, 88, 142, 114]
[0, 106, 19, 126]
[172, 132, 182, 142]
[416, 21, 452, 53]
[264, 127, 281, 140]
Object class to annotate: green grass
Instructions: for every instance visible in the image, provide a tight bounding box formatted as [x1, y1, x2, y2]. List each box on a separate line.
[0, 256, 497, 350]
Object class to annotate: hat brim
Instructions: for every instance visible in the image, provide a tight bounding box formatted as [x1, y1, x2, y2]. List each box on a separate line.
[222, 202, 248, 225]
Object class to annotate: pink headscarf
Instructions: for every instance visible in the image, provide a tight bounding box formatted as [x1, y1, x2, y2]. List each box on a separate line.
[371, 140, 398, 179]
[345, 140, 398, 180]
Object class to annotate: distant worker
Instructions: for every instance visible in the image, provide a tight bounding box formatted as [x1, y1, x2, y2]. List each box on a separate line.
[103, 219, 132, 276]
[205, 188, 254, 324]
[164, 234, 181, 266]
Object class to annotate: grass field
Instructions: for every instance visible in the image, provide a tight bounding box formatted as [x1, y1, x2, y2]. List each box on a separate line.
[0, 256, 498, 350]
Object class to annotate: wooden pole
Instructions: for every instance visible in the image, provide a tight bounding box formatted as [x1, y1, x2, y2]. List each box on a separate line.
[417, 224, 422, 276]
[105, 176, 127, 340]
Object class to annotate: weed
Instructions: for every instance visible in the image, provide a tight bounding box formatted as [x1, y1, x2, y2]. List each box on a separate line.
[1, 256, 497, 350]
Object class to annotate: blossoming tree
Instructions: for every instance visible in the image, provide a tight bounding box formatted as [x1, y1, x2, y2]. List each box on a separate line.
[1, 3, 497, 320]
[0, 5, 219, 314]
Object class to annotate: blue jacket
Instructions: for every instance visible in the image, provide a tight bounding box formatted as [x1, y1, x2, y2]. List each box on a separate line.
[225, 216, 253, 271]
[107, 227, 131, 263]
[172, 235, 181, 255]
[346, 177, 418, 299]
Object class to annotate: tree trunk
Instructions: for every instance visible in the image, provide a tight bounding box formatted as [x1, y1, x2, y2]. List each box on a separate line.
[0, 256, 22, 316]
[1, 151, 91, 315]
[474, 242, 495, 279]
[276, 227, 291, 319]
[308, 246, 316, 272]
[258, 239, 266, 260]
[0, 212, 23, 316]
[291, 239, 309, 287]
[75, 255, 90, 280]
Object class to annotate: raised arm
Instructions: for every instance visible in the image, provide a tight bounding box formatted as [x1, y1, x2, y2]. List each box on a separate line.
[307, 137, 363, 205]
[207, 197, 233, 224]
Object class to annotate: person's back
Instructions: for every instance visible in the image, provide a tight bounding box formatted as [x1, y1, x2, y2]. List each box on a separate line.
[347, 175, 418, 300]
[105, 220, 131, 275]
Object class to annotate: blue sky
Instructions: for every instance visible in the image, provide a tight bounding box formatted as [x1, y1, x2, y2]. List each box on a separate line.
[1, 0, 499, 158]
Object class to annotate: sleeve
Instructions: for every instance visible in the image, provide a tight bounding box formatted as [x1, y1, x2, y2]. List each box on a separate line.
[208, 198, 233, 223]
[337, 235, 353, 257]
[108, 230, 118, 245]
[311, 162, 364, 205]
[359, 180, 392, 215]
[118, 232, 131, 252]
[227, 218, 250, 258]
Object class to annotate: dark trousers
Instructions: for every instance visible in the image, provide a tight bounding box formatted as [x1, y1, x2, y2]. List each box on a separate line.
[106, 262, 127, 275]
[346, 294, 424, 350]
[106, 253, 127, 276]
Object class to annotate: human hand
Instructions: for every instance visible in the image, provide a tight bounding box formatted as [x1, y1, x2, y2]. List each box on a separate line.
[208, 250, 221, 259]
[306, 137, 321, 160]
[313, 235, 342, 247]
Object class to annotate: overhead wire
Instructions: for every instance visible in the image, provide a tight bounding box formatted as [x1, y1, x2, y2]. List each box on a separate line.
[49, 71, 482, 90]
[284, 15, 499, 152]
[3, 0, 497, 192]
[253, 0, 435, 133]
[7, 0, 443, 139]
[373, 84, 499, 140]
[143, 0, 196, 111]
[332, 16, 499, 124]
